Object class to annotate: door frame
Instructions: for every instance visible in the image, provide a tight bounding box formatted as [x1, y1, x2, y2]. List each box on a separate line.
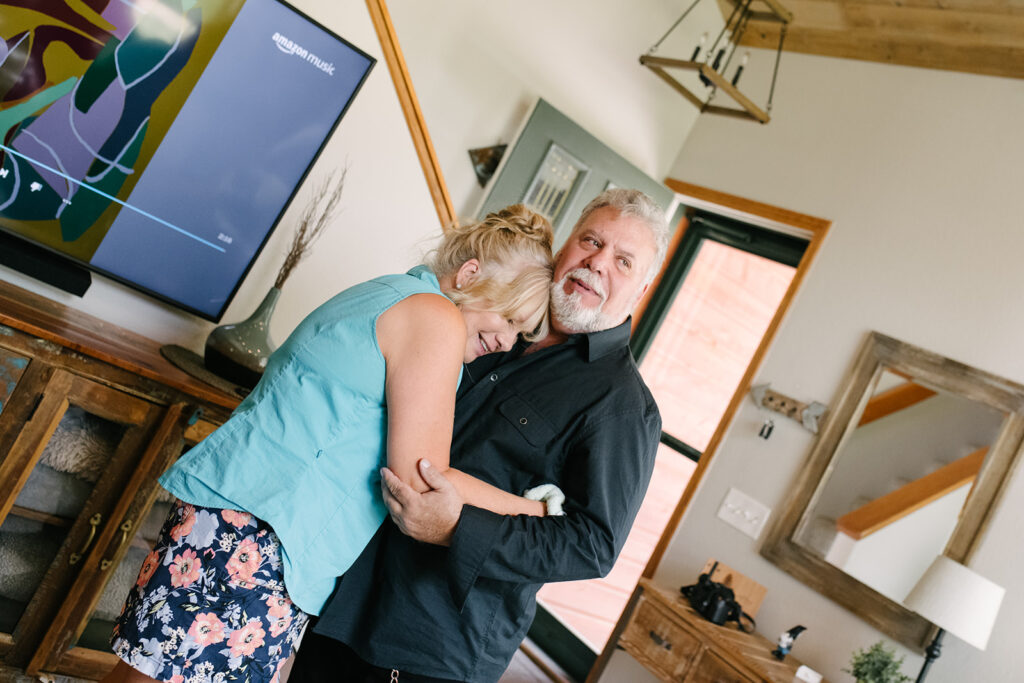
[365, 0, 456, 229]
[586, 179, 830, 682]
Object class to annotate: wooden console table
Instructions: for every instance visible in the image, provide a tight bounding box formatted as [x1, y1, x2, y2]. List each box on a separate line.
[618, 579, 825, 683]
[0, 280, 239, 681]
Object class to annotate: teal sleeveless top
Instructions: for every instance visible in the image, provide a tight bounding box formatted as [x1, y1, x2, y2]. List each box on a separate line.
[159, 266, 453, 615]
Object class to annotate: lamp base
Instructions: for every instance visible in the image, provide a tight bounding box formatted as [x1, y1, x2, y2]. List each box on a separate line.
[915, 628, 945, 683]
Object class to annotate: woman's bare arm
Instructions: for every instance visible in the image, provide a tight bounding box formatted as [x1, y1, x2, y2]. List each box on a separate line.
[376, 294, 544, 516]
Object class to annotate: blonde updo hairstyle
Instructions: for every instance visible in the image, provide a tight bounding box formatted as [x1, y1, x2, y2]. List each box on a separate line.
[428, 205, 554, 341]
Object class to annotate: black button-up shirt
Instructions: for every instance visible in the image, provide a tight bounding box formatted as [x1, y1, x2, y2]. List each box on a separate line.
[314, 319, 661, 682]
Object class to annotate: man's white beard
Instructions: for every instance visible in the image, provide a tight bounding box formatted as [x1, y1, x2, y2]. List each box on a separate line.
[550, 268, 616, 333]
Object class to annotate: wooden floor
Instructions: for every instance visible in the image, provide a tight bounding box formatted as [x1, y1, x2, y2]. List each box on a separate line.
[499, 648, 561, 683]
[499, 640, 571, 683]
[0, 653, 561, 683]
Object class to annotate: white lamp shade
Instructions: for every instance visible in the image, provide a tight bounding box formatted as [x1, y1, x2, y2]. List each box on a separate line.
[904, 555, 1005, 651]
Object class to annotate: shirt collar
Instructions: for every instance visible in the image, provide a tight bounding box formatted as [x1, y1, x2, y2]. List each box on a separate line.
[573, 317, 633, 362]
[496, 317, 633, 367]
[407, 264, 439, 287]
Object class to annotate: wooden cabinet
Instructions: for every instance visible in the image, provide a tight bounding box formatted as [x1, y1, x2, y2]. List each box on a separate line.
[0, 281, 237, 680]
[618, 580, 825, 683]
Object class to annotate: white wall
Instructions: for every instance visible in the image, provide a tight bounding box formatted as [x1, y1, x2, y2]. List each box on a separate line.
[386, 0, 710, 220]
[1, 0, 439, 351]
[815, 393, 1002, 523]
[826, 484, 971, 604]
[603, 53, 1024, 682]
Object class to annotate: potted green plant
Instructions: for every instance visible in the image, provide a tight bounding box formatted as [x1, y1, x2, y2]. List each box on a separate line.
[843, 641, 911, 683]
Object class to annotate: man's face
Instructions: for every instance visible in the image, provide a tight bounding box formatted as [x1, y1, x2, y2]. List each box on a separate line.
[550, 206, 657, 334]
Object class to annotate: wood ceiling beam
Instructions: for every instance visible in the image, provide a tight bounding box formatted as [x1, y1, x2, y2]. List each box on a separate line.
[792, 0, 1024, 15]
[769, 1, 1024, 39]
[858, 381, 937, 427]
[719, 0, 1024, 79]
[742, 25, 1024, 79]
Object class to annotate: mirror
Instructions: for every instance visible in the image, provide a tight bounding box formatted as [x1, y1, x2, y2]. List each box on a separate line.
[761, 332, 1024, 649]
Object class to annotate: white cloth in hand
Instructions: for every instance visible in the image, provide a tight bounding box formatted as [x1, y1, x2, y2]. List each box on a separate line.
[523, 483, 566, 516]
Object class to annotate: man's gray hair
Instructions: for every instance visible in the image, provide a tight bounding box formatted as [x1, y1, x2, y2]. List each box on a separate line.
[572, 188, 669, 286]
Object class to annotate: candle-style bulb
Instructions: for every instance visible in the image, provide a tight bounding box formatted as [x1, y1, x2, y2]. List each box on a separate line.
[712, 48, 726, 71]
[732, 52, 751, 86]
[690, 32, 709, 61]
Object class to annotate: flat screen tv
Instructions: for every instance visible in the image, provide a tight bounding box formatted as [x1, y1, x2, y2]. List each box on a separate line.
[0, 0, 374, 320]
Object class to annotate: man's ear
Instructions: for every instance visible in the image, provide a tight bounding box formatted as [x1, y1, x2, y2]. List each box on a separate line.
[632, 282, 650, 308]
[455, 259, 481, 289]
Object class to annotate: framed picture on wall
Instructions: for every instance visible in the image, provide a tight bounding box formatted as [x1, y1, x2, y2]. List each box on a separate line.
[522, 142, 589, 227]
[476, 99, 673, 248]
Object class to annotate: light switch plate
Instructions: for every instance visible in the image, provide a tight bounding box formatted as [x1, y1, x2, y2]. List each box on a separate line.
[716, 487, 771, 539]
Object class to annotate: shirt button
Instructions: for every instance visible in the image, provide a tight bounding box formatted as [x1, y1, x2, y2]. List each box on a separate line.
[519, 417, 528, 425]
[489, 373, 499, 382]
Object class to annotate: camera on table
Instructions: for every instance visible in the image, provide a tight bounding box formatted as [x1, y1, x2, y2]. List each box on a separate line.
[679, 561, 755, 632]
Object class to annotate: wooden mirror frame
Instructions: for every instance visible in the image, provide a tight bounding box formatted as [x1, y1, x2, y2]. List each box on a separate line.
[760, 331, 1024, 649]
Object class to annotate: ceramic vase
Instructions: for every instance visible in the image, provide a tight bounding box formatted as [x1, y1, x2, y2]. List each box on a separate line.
[204, 287, 280, 388]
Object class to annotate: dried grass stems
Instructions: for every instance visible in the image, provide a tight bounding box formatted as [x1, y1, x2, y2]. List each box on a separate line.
[274, 167, 348, 289]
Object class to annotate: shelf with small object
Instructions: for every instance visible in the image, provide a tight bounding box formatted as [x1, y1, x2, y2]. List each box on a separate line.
[618, 578, 827, 683]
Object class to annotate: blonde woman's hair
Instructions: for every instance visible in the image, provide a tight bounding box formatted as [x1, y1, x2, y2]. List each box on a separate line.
[428, 205, 554, 341]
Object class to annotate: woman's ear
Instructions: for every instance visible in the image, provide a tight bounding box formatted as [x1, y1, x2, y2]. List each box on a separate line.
[454, 258, 481, 290]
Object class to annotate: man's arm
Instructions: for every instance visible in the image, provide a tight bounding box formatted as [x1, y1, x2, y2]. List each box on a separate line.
[383, 407, 661, 608]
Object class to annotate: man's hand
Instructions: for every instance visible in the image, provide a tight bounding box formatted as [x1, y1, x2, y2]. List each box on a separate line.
[380, 459, 463, 546]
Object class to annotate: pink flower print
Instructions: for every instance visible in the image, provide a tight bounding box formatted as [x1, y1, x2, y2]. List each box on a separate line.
[168, 549, 202, 588]
[220, 509, 253, 528]
[226, 538, 261, 585]
[265, 594, 292, 619]
[268, 613, 292, 638]
[226, 619, 266, 658]
[170, 505, 196, 542]
[136, 550, 160, 587]
[187, 612, 226, 646]
[170, 676, 184, 683]
[271, 659, 285, 683]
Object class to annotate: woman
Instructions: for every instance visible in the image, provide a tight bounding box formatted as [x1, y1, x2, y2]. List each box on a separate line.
[106, 205, 554, 683]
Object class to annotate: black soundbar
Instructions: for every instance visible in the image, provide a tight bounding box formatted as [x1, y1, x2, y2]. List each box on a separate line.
[0, 230, 91, 297]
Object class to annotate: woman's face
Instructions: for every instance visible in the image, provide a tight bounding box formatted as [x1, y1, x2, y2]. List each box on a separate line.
[460, 305, 522, 363]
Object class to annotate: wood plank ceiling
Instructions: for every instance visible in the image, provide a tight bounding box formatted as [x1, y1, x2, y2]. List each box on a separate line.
[724, 0, 1024, 79]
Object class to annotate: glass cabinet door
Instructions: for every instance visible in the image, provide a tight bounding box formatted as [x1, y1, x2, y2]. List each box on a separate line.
[72, 419, 218, 656]
[27, 411, 212, 680]
[0, 370, 164, 672]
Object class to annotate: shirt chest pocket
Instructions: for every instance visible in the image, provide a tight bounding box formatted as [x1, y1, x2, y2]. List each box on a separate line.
[498, 395, 556, 447]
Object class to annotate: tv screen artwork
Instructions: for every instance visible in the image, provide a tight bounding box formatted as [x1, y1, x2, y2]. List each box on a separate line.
[0, 0, 374, 320]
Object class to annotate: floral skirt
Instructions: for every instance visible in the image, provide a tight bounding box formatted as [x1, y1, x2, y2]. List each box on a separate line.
[111, 501, 308, 683]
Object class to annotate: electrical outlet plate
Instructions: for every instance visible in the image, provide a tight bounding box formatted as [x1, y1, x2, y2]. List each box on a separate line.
[716, 487, 772, 539]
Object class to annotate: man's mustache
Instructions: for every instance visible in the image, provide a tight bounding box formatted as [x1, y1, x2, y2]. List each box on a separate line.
[562, 268, 607, 301]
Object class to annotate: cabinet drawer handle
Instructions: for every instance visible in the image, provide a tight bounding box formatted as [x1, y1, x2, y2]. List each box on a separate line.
[100, 519, 134, 571]
[69, 513, 102, 565]
[648, 630, 672, 651]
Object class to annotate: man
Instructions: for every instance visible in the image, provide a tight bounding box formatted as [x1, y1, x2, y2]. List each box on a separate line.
[291, 189, 669, 683]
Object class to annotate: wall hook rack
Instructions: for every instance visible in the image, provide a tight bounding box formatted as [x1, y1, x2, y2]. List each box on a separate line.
[750, 383, 826, 434]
